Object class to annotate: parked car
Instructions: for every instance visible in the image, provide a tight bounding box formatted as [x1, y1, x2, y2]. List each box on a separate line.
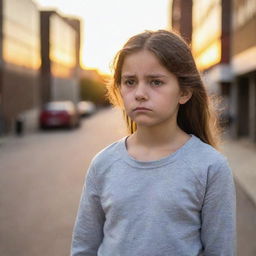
[39, 101, 80, 129]
[77, 101, 96, 117]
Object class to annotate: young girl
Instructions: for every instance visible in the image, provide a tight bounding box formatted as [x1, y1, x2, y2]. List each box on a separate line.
[71, 30, 236, 256]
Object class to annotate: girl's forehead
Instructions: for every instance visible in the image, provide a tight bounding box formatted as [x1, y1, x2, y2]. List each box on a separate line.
[123, 49, 159, 62]
[121, 50, 171, 76]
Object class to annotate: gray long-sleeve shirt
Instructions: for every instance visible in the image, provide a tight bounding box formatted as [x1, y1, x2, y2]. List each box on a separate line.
[71, 134, 236, 256]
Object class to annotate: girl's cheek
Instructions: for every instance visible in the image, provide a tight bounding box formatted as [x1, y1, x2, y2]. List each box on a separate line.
[120, 87, 129, 97]
[119, 91, 127, 101]
[121, 90, 131, 99]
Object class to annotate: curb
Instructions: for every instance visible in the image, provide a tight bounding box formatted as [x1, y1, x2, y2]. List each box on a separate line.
[221, 137, 256, 207]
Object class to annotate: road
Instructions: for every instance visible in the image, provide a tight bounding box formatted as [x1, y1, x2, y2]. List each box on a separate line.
[0, 107, 256, 256]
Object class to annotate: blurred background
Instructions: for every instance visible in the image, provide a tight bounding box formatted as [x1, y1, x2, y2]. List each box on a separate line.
[0, 0, 255, 255]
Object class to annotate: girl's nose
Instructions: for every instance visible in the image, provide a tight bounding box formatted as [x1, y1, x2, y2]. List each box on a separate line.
[135, 84, 148, 101]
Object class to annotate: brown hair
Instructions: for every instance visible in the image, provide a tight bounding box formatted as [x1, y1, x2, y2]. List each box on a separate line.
[107, 30, 221, 149]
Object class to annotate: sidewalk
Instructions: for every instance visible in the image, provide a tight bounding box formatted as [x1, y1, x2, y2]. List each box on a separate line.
[1, 126, 256, 206]
[221, 136, 256, 206]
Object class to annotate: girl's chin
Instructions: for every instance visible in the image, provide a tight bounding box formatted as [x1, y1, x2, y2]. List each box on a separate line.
[130, 115, 177, 128]
[131, 118, 159, 127]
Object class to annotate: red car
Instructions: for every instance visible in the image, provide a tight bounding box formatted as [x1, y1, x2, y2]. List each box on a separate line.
[39, 101, 80, 129]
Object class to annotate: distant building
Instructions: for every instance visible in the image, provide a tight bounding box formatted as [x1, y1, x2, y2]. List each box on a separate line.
[64, 17, 81, 68]
[171, 0, 256, 143]
[0, 0, 40, 135]
[191, 0, 232, 95]
[40, 11, 80, 105]
[171, 0, 193, 44]
[0, 2, 82, 136]
[230, 0, 256, 141]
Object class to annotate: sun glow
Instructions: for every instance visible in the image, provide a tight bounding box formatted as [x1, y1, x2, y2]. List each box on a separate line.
[33, 0, 170, 74]
[195, 39, 221, 71]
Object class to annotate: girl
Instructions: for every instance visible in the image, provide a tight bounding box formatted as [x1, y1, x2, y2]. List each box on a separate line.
[71, 30, 236, 256]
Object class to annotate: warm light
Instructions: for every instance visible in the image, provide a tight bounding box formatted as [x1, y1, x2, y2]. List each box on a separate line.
[192, 0, 221, 71]
[51, 62, 73, 78]
[3, 0, 41, 70]
[3, 38, 41, 70]
[50, 48, 75, 68]
[195, 40, 221, 71]
[34, 0, 170, 74]
[50, 14, 76, 69]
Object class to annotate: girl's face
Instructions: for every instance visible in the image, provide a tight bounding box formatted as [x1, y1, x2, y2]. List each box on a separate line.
[120, 50, 191, 128]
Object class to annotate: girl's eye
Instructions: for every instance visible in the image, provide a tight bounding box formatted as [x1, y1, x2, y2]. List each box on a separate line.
[150, 79, 163, 87]
[123, 79, 136, 87]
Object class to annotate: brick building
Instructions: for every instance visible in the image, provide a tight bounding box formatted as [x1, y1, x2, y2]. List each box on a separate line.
[40, 11, 80, 105]
[230, 0, 256, 141]
[0, 1, 81, 136]
[0, 0, 40, 134]
[191, 0, 232, 96]
[170, 0, 256, 143]
[171, 0, 193, 44]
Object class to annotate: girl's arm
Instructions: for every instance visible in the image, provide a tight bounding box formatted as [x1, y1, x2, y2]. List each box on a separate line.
[71, 164, 105, 256]
[201, 158, 236, 256]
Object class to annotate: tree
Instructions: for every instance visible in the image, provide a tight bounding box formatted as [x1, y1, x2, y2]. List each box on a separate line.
[80, 78, 109, 106]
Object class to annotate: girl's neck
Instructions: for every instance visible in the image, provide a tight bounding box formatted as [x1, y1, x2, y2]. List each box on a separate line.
[126, 124, 191, 162]
[131, 123, 189, 148]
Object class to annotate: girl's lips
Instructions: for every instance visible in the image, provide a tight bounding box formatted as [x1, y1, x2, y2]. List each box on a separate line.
[133, 107, 152, 112]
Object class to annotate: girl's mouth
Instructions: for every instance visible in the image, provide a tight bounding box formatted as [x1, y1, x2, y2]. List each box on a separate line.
[133, 107, 152, 112]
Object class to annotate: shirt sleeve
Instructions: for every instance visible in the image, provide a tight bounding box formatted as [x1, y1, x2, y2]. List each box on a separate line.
[71, 163, 105, 256]
[201, 158, 237, 256]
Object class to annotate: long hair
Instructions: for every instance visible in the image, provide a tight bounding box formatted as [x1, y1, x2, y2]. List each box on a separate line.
[107, 30, 221, 149]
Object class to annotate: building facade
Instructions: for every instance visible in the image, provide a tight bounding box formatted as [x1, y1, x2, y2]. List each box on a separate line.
[192, 0, 232, 95]
[0, 0, 40, 134]
[230, 0, 256, 141]
[40, 11, 80, 105]
[0, 3, 81, 136]
[171, 0, 193, 44]
[170, 0, 256, 143]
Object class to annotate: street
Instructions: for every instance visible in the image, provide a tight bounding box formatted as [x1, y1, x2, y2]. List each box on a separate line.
[0, 107, 256, 256]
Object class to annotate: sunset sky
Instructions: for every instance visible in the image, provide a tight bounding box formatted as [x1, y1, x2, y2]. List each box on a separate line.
[34, 0, 170, 74]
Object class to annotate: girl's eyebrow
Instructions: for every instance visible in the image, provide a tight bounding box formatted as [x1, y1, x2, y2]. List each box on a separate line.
[121, 75, 136, 79]
[145, 74, 168, 78]
[121, 74, 168, 79]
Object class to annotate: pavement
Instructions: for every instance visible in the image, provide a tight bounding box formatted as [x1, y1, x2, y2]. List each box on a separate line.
[1, 121, 256, 207]
[1, 109, 255, 256]
[221, 134, 256, 206]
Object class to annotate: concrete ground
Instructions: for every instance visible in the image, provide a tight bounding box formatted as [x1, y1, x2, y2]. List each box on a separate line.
[0, 107, 256, 255]
[221, 134, 256, 206]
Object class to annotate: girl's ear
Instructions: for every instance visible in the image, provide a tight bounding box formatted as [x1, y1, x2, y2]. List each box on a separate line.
[179, 90, 192, 105]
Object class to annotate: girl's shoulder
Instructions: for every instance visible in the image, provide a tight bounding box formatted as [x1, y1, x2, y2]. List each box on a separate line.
[90, 137, 126, 170]
[179, 135, 233, 189]
[185, 135, 230, 171]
